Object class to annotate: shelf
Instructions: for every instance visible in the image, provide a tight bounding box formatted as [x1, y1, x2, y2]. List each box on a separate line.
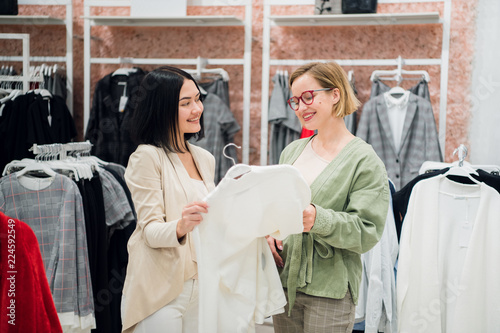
[82, 15, 245, 27]
[0, 75, 44, 82]
[269, 12, 441, 26]
[0, 15, 66, 25]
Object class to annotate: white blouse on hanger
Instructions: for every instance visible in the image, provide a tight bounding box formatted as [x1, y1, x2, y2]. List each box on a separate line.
[397, 175, 500, 333]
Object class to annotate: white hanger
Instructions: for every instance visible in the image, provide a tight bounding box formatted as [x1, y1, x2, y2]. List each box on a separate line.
[370, 56, 431, 83]
[2, 158, 34, 176]
[16, 162, 57, 178]
[347, 70, 354, 83]
[388, 85, 406, 97]
[442, 145, 480, 184]
[112, 67, 138, 76]
[222, 143, 241, 166]
[33, 88, 52, 98]
[443, 164, 480, 184]
[184, 56, 230, 82]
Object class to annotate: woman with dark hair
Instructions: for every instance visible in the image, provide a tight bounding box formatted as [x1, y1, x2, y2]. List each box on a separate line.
[267, 62, 390, 332]
[120, 66, 215, 333]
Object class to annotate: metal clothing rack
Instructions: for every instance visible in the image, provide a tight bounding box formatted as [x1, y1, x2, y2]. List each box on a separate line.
[82, 0, 253, 164]
[0, 33, 43, 92]
[0, 0, 74, 114]
[260, 0, 452, 165]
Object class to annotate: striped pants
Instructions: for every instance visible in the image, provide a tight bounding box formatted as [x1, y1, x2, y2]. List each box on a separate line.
[272, 288, 355, 333]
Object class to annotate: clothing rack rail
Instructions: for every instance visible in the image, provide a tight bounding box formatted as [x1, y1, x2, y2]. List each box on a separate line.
[30, 141, 93, 160]
[0, 0, 74, 113]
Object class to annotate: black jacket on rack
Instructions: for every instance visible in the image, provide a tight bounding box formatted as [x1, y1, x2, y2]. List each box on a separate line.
[0, 92, 76, 172]
[85, 68, 147, 167]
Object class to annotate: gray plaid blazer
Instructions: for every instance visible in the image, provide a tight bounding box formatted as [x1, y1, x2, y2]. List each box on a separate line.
[357, 93, 442, 190]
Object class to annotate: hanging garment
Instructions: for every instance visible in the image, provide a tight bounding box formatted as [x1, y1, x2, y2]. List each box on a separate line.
[85, 68, 147, 166]
[393, 168, 500, 240]
[0, 92, 76, 173]
[199, 76, 231, 108]
[78, 173, 112, 333]
[355, 184, 398, 333]
[344, 77, 359, 135]
[397, 175, 500, 332]
[384, 91, 411, 152]
[101, 163, 136, 333]
[74, 168, 135, 333]
[190, 92, 240, 183]
[0, 173, 95, 332]
[371, 78, 431, 102]
[0, 211, 63, 333]
[344, 111, 357, 135]
[268, 72, 302, 165]
[300, 128, 315, 138]
[357, 93, 442, 190]
[99, 168, 135, 234]
[44, 66, 67, 100]
[107, 221, 135, 333]
[27, 93, 77, 145]
[192, 163, 310, 333]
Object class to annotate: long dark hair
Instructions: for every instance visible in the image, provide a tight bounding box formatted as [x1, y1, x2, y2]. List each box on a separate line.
[131, 66, 204, 152]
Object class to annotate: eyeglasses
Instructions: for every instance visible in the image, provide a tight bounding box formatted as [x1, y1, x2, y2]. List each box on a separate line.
[287, 88, 333, 111]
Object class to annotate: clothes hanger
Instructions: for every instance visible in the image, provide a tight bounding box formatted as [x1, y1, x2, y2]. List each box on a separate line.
[112, 67, 138, 76]
[222, 143, 251, 180]
[347, 70, 354, 83]
[442, 144, 481, 184]
[16, 161, 57, 178]
[184, 56, 230, 82]
[370, 56, 431, 83]
[387, 76, 406, 97]
[112, 58, 138, 76]
[222, 143, 241, 166]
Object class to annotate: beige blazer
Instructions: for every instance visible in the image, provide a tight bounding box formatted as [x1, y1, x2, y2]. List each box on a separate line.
[121, 143, 215, 333]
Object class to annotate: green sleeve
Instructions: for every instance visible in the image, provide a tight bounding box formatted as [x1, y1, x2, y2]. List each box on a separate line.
[310, 156, 390, 254]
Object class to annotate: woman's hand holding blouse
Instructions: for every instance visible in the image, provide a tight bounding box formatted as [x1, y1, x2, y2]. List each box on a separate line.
[176, 201, 209, 239]
[302, 204, 316, 232]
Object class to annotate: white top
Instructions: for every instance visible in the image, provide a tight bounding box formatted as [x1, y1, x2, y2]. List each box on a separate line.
[191, 178, 209, 199]
[397, 175, 500, 333]
[292, 138, 329, 186]
[192, 164, 311, 333]
[384, 91, 410, 152]
[356, 191, 399, 333]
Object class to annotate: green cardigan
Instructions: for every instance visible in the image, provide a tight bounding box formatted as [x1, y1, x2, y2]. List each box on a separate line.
[278, 136, 389, 313]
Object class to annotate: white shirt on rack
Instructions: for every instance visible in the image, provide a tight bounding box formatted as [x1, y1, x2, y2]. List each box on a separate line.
[397, 175, 500, 333]
[384, 91, 410, 152]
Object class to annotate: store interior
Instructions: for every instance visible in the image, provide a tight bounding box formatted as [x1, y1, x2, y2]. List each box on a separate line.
[1, 1, 499, 332]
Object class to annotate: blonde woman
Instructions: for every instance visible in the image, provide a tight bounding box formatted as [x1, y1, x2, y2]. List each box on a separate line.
[267, 62, 390, 332]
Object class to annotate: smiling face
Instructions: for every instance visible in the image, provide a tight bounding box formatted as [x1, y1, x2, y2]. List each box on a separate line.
[290, 74, 340, 131]
[177, 79, 203, 137]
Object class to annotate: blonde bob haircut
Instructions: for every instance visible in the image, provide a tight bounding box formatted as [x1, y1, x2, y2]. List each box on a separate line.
[289, 62, 361, 118]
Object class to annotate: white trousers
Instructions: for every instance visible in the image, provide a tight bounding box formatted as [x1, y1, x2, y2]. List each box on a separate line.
[133, 279, 199, 333]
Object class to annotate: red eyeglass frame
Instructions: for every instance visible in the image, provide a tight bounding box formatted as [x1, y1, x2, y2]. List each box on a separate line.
[287, 88, 333, 110]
